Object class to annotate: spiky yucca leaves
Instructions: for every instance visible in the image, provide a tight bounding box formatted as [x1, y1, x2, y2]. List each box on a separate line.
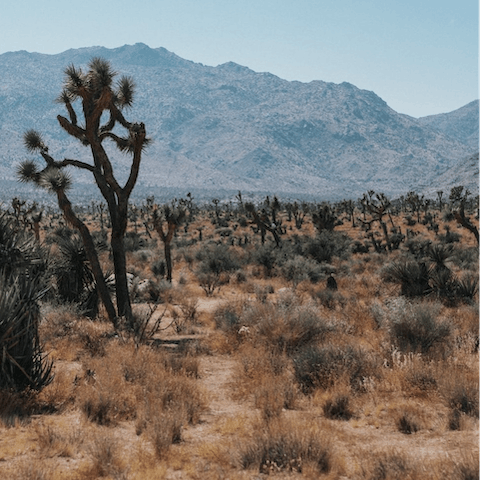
[23, 129, 46, 152]
[16, 160, 39, 183]
[0, 273, 51, 391]
[382, 260, 431, 297]
[116, 75, 135, 107]
[0, 212, 45, 278]
[0, 212, 51, 391]
[51, 233, 107, 317]
[427, 243, 454, 270]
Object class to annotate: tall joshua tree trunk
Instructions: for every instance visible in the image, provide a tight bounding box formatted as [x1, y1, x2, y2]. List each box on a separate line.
[18, 58, 149, 327]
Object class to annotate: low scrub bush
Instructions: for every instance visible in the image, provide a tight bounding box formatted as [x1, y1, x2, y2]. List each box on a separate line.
[388, 301, 451, 354]
[323, 393, 353, 420]
[253, 302, 334, 355]
[196, 244, 241, 275]
[148, 409, 185, 458]
[293, 344, 379, 394]
[364, 452, 415, 480]
[396, 411, 422, 434]
[238, 419, 331, 475]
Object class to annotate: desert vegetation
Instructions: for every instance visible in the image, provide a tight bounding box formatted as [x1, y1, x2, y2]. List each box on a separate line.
[0, 183, 477, 479]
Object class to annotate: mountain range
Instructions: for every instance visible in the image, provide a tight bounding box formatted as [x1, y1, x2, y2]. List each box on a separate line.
[0, 43, 478, 203]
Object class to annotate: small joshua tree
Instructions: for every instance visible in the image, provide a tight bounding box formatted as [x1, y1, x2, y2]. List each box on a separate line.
[18, 58, 149, 326]
[152, 203, 186, 283]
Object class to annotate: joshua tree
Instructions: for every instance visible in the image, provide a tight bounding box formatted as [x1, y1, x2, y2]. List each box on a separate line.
[245, 202, 281, 247]
[449, 186, 479, 244]
[18, 57, 149, 326]
[152, 204, 186, 283]
[311, 203, 337, 232]
[359, 191, 397, 252]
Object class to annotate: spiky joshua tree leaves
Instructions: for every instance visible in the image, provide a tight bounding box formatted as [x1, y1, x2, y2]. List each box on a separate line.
[18, 57, 150, 327]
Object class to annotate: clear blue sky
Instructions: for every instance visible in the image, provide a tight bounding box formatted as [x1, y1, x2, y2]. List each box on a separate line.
[1, 0, 477, 117]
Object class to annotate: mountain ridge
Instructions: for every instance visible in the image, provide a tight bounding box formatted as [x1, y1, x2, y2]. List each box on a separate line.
[0, 43, 477, 202]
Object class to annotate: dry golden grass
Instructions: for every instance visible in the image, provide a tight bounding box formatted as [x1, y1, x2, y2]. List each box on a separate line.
[0, 206, 477, 479]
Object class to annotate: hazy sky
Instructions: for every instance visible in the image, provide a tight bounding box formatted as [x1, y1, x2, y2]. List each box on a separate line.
[1, 0, 477, 117]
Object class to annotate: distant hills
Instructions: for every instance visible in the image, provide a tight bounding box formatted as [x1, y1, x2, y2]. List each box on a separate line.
[0, 43, 478, 203]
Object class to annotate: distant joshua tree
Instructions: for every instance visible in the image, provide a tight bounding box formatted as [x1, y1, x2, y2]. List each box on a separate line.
[18, 58, 149, 327]
[152, 203, 186, 283]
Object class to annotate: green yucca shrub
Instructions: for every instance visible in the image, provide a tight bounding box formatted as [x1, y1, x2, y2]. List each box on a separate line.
[0, 273, 53, 391]
[0, 212, 52, 392]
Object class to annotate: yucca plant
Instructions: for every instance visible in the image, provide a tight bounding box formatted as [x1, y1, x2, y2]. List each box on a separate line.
[0, 211, 52, 392]
[51, 233, 107, 317]
[0, 273, 52, 391]
[383, 260, 431, 297]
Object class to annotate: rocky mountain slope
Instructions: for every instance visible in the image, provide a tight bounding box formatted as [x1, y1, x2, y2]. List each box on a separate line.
[0, 43, 477, 202]
[418, 100, 479, 150]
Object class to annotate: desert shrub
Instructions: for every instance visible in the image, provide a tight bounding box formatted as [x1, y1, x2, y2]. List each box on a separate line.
[87, 432, 127, 479]
[444, 376, 479, 419]
[451, 246, 479, 272]
[213, 302, 243, 335]
[151, 259, 166, 278]
[366, 452, 414, 480]
[196, 244, 241, 275]
[388, 301, 451, 354]
[0, 388, 38, 426]
[7, 461, 53, 480]
[439, 227, 461, 244]
[78, 343, 206, 429]
[314, 288, 347, 310]
[396, 411, 422, 434]
[238, 419, 331, 474]
[124, 230, 146, 252]
[404, 238, 431, 258]
[198, 272, 224, 296]
[251, 244, 277, 276]
[148, 409, 185, 458]
[252, 303, 334, 355]
[280, 255, 310, 286]
[163, 354, 199, 378]
[280, 255, 325, 285]
[323, 394, 353, 420]
[35, 423, 83, 457]
[254, 379, 289, 422]
[303, 230, 352, 263]
[382, 260, 430, 297]
[0, 274, 53, 391]
[451, 454, 480, 480]
[405, 365, 437, 394]
[293, 344, 379, 394]
[236, 345, 297, 414]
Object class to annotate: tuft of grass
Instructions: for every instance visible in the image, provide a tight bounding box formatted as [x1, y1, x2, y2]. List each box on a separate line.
[148, 409, 185, 459]
[35, 423, 83, 457]
[86, 431, 128, 479]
